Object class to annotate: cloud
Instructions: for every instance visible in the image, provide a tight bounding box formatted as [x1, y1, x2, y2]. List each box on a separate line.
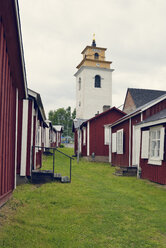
[19, 0, 166, 117]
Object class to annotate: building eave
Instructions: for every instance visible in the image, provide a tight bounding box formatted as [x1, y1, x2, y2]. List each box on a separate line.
[109, 93, 166, 128]
[14, 0, 28, 98]
[76, 58, 112, 69]
[74, 66, 114, 77]
[81, 45, 107, 54]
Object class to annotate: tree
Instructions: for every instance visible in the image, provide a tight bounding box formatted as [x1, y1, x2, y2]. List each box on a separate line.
[48, 107, 76, 138]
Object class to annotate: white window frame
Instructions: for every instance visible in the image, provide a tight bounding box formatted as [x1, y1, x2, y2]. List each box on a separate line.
[116, 129, 123, 154]
[83, 127, 86, 145]
[112, 132, 117, 153]
[148, 126, 165, 165]
[104, 126, 109, 145]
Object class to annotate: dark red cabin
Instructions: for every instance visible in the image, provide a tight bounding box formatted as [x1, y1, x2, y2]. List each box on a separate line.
[0, 0, 27, 207]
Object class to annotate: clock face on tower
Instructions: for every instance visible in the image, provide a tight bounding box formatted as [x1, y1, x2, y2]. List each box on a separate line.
[93, 49, 101, 53]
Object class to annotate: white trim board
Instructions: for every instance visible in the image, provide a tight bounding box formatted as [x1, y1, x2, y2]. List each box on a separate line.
[20, 100, 29, 176]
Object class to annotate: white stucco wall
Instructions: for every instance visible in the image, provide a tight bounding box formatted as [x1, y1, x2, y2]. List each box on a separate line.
[75, 66, 113, 119]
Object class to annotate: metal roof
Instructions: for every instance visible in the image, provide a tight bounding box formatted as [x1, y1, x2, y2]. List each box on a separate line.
[128, 88, 166, 108]
[53, 125, 64, 132]
[72, 118, 87, 130]
[110, 92, 166, 127]
[139, 108, 166, 124]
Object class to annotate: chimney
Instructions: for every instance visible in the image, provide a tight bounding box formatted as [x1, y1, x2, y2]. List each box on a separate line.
[103, 105, 110, 112]
[95, 111, 99, 116]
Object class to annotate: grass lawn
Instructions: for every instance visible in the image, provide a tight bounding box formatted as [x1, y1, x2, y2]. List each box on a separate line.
[1, 147, 166, 248]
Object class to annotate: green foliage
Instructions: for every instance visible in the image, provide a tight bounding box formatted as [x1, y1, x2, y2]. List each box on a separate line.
[1, 149, 166, 248]
[48, 107, 76, 138]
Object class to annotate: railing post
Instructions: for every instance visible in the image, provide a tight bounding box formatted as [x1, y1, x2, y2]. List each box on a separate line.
[70, 158, 72, 182]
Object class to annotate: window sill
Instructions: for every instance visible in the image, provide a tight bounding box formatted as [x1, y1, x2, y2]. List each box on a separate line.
[148, 159, 162, 166]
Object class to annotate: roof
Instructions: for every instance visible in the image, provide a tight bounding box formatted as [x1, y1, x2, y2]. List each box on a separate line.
[53, 125, 64, 132]
[46, 120, 53, 129]
[110, 92, 166, 127]
[72, 118, 87, 131]
[138, 108, 166, 124]
[28, 89, 47, 124]
[0, 0, 28, 99]
[127, 88, 166, 109]
[74, 66, 113, 77]
[81, 107, 126, 127]
[81, 45, 107, 54]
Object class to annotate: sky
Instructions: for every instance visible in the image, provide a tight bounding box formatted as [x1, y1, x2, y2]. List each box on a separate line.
[18, 0, 166, 118]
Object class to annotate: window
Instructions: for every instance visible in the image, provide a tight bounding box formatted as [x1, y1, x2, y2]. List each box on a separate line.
[94, 75, 101, 88]
[150, 130, 160, 158]
[104, 126, 109, 145]
[117, 129, 123, 154]
[79, 77, 81, 90]
[83, 127, 86, 145]
[141, 126, 165, 165]
[79, 101, 81, 107]
[94, 53, 99, 60]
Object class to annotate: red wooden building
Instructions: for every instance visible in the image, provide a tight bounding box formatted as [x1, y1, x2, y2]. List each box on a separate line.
[136, 108, 166, 184]
[0, 0, 28, 206]
[73, 107, 125, 162]
[16, 89, 48, 183]
[52, 125, 63, 147]
[45, 122, 63, 148]
[109, 92, 166, 184]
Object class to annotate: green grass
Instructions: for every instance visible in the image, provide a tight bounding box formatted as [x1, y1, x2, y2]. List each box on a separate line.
[42, 147, 73, 178]
[1, 147, 166, 248]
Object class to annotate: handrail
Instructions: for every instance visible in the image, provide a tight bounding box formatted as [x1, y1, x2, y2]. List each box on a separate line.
[32, 145, 73, 182]
[34, 145, 74, 160]
[55, 148, 74, 160]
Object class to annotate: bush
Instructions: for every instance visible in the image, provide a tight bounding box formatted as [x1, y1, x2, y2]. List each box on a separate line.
[59, 144, 65, 148]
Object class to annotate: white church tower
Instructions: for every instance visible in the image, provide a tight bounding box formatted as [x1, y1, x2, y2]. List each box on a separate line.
[74, 35, 114, 120]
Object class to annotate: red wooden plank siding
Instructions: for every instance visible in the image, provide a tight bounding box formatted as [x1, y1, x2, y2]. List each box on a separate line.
[81, 127, 87, 156]
[74, 131, 78, 155]
[4, 53, 9, 196]
[1, 31, 7, 196]
[112, 119, 130, 167]
[0, 24, 4, 197]
[0, 22, 16, 204]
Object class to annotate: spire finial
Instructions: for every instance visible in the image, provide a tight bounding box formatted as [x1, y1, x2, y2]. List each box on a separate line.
[92, 33, 96, 47]
[93, 33, 95, 41]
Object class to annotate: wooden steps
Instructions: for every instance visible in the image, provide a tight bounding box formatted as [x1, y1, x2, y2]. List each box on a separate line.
[114, 167, 137, 177]
[31, 170, 70, 184]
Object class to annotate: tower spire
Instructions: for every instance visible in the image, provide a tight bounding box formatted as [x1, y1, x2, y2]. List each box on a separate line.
[92, 33, 96, 47]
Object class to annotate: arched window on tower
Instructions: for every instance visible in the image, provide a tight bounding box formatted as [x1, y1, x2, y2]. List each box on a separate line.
[79, 77, 81, 90]
[94, 75, 101, 88]
[94, 53, 99, 60]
